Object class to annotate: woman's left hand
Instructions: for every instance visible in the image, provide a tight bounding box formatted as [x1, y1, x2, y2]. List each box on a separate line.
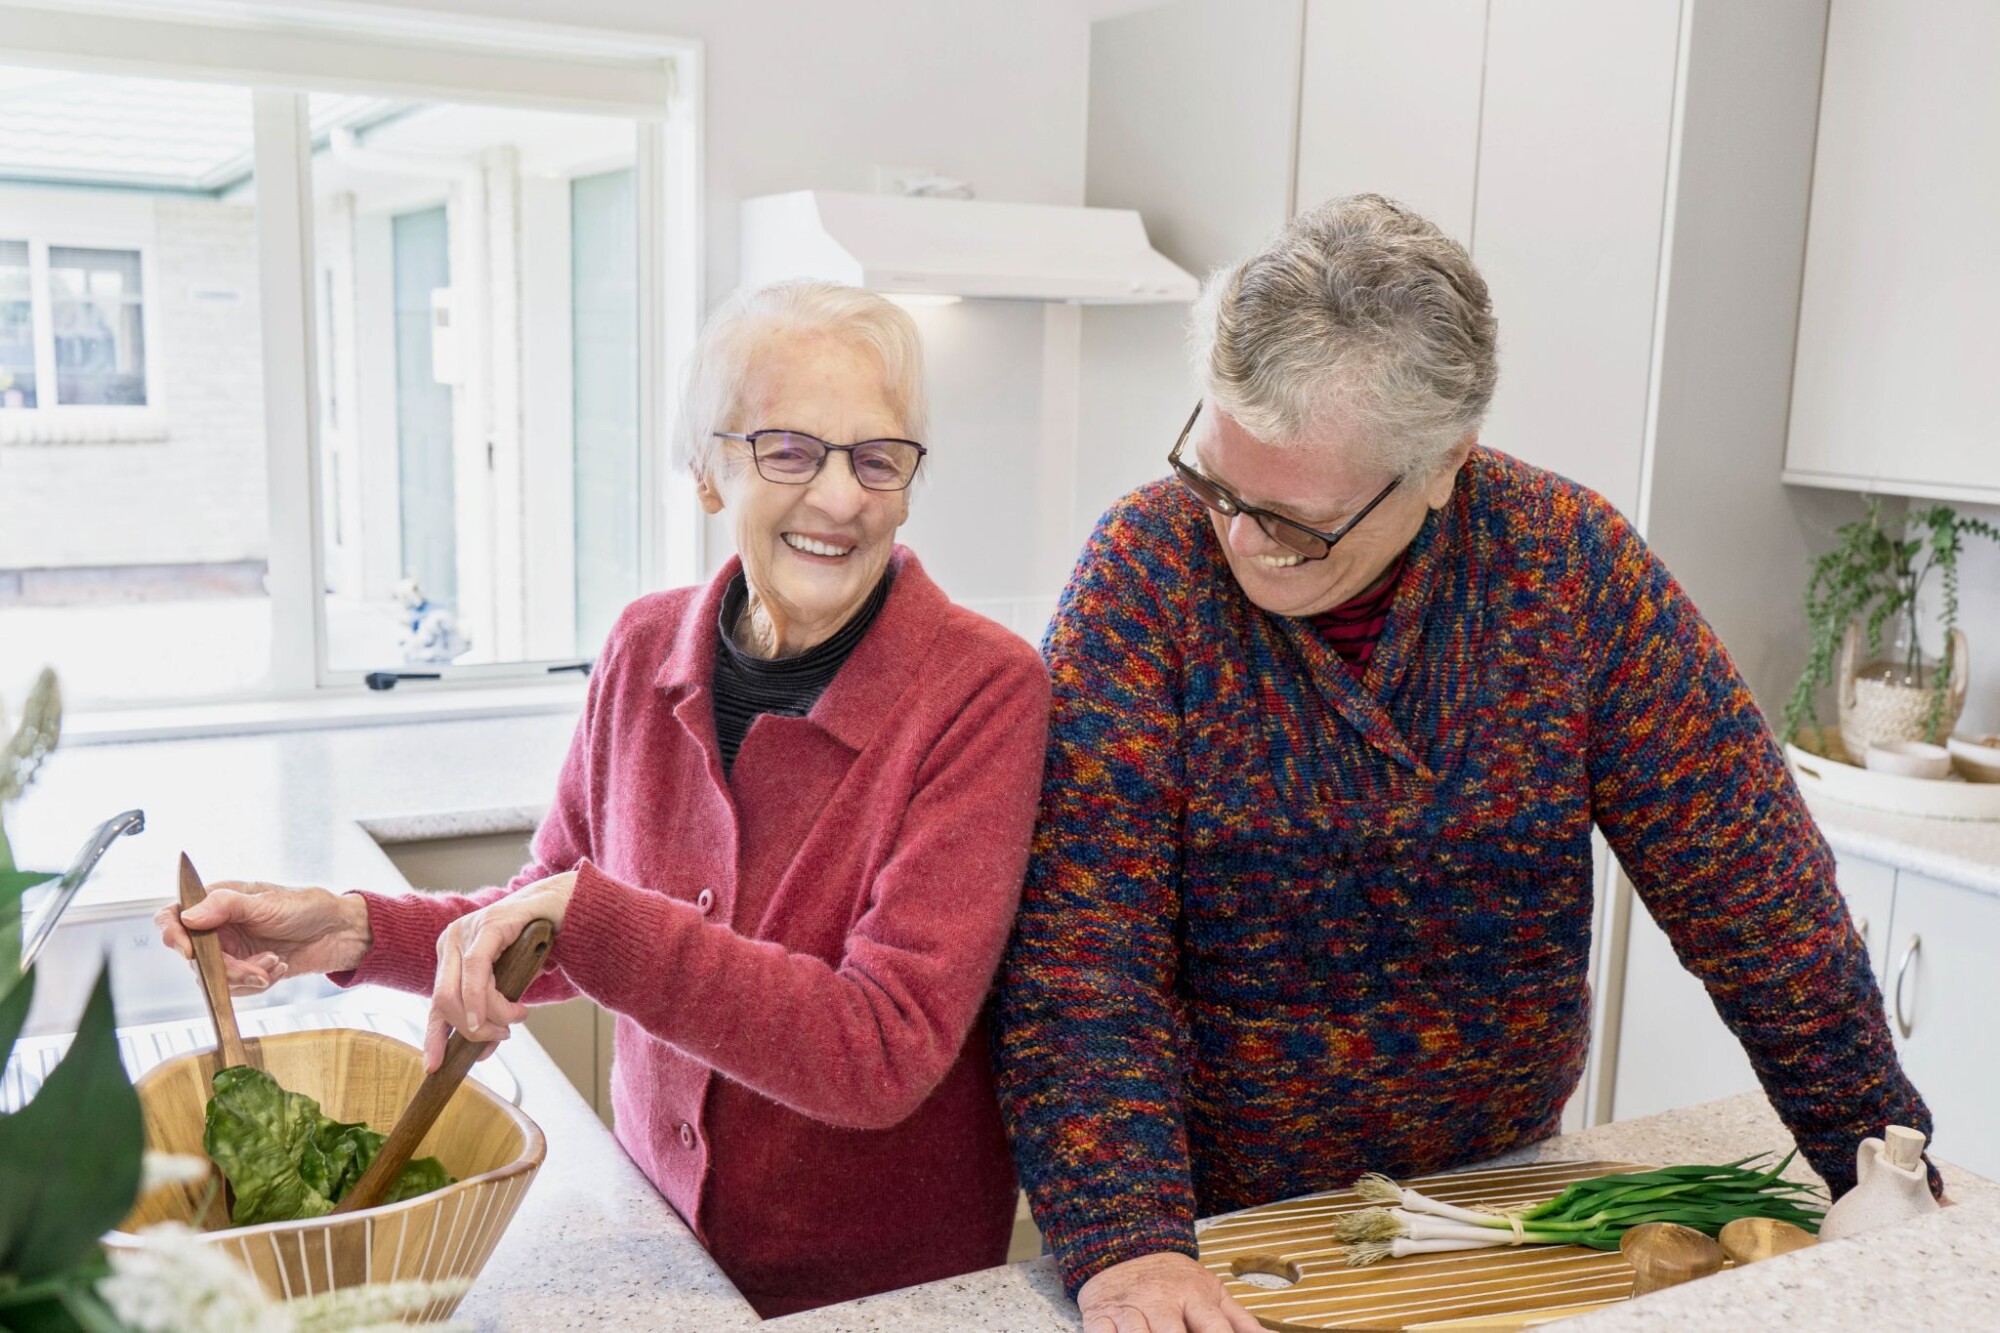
[425, 871, 577, 1072]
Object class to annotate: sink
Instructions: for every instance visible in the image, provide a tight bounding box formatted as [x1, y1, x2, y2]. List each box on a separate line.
[18, 897, 340, 1040]
[1, 1002, 521, 1113]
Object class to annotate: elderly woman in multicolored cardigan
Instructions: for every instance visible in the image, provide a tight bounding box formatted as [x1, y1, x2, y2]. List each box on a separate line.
[994, 194, 1937, 1333]
[159, 280, 1048, 1316]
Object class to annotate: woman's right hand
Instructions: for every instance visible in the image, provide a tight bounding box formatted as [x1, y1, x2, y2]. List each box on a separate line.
[154, 881, 373, 995]
[1077, 1252, 1263, 1333]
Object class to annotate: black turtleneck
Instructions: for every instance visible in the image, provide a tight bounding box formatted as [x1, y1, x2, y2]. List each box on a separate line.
[711, 570, 893, 774]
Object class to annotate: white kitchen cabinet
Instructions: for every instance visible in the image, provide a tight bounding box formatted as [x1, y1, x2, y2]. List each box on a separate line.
[1613, 852, 1998, 1181]
[1839, 854, 1898, 989]
[1293, 1, 1484, 241]
[1470, 0, 1682, 516]
[1879, 871, 2000, 1179]
[1612, 850, 1892, 1122]
[1785, 0, 2000, 503]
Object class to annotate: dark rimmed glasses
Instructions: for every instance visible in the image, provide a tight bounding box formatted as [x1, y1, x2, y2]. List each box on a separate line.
[1167, 402, 1400, 560]
[714, 429, 928, 492]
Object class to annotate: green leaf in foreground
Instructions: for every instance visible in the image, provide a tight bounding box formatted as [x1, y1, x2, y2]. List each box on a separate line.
[0, 964, 144, 1282]
[1, 868, 61, 977]
[203, 1065, 454, 1226]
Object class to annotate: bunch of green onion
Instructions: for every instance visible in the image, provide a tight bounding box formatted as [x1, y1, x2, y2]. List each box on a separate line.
[1334, 1152, 1826, 1266]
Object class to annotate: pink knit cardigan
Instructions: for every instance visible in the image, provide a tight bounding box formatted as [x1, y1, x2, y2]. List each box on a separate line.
[336, 548, 1050, 1315]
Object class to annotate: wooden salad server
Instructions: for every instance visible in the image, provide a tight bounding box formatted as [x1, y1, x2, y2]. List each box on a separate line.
[178, 852, 252, 1070]
[331, 919, 554, 1216]
[177, 852, 252, 1227]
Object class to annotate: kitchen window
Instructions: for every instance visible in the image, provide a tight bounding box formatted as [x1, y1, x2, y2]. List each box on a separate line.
[0, 4, 701, 715]
[0, 239, 152, 411]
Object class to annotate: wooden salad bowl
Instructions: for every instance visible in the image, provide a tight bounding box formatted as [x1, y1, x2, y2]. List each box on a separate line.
[106, 1028, 545, 1320]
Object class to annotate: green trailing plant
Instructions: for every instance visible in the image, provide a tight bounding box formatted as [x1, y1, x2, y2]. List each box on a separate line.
[1782, 501, 2000, 746]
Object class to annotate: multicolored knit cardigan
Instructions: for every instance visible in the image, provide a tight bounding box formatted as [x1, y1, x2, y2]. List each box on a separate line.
[994, 447, 1932, 1297]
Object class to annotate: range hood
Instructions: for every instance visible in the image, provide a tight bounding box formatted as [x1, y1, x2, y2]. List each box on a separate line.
[738, 190, 1199, 304]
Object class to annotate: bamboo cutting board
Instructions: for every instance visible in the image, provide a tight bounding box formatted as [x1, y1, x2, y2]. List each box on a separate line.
[1196, 1159, 1650, 1331]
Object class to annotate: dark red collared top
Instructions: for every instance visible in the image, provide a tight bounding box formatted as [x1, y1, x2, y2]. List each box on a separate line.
[1309, 549, 1408, 677]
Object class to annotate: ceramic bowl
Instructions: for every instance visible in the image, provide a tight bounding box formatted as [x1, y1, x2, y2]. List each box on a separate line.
[1947, 734, 2000, 783]
[1865, 740, 1953, 780]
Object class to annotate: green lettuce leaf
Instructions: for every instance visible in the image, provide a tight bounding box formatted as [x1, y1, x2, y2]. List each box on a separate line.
[384, 1155, 454, 1205]
[203, 1066, 453, 1226]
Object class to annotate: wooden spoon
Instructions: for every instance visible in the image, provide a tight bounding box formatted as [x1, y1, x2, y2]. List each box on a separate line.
[177, 852, 252, 1070]
[331, 919, 554, 1216]
[177, 852, 252, 1228]
[1620, 1222, 1725, 1296]
[1719, 1216, 1817, 1265]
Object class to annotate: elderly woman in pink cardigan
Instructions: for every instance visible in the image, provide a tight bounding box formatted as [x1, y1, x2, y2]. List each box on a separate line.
[157, 280, 1049, 1316]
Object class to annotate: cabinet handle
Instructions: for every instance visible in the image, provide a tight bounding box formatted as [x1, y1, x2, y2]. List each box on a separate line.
[1893, 934, 1922, 1038]
[1856, 915, 1871, 951]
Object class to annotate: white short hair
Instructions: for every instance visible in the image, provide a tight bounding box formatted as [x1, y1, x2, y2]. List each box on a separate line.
[1189, 193, 1498, 476]
[675, 279, 929, 478]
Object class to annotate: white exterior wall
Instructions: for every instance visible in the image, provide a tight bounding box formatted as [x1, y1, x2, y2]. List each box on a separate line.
[0, 187, 267, 570]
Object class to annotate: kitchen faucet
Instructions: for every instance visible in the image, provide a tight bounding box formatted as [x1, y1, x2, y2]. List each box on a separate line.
[17, 808, 145, 972]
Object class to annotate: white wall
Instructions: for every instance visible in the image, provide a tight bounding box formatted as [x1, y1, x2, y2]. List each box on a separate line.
[0, 187, 267, 570]
[1074, 0, 1304, 546]
[1642, 0, 1868, 715]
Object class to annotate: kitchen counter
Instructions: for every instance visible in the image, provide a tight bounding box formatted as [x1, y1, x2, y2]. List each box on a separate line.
[17, 712, 1998, 917]
[1804, 790, 2000, 898]
[463, 1055, 2000, 1330]
[9, 713, 576, 919]
[15, 718, 1999, 1326]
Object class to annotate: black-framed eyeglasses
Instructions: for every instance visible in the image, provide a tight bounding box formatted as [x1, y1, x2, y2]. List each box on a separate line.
[713, 429, 928, 492]
[1167, 402, 1399, 560]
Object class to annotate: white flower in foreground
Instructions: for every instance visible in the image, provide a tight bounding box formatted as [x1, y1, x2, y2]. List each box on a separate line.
[99, 1222, 473, 1332]
[139, 1150, 213, 1192]
[286, 1278, 472, 1332]
[99, 1224, 287, 1333]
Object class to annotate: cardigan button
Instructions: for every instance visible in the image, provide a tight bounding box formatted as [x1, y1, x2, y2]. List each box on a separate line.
[695, 888, 715, 914]
[678, 1122, 697, 1150]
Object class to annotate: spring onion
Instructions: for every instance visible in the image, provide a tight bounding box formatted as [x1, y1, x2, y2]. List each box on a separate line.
[1334, 1152, 1826, 1266]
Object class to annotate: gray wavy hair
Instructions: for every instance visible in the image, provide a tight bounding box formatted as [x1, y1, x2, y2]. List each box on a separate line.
[1189, 193, 1498, 477]
[675, 279, 929, 478]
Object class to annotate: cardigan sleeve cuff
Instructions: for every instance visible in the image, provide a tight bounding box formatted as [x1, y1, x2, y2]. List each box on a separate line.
[547, 859, 705, 1012]
[328, 889, 459, 995]
[1047, 1213, 1200, 1301]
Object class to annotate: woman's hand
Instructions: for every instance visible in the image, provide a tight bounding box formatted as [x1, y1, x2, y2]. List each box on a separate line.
[1077, 1252, 1263, 1333]
[425, 871, 576, 1072]
[154, 881, 372, 995]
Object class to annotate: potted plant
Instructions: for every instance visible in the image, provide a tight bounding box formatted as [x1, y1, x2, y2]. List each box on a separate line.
[2, 673, 465, 1331]
[1783, 500, 2000, 758]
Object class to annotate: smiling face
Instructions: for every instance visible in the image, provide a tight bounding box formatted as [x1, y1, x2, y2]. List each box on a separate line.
[1189, 402, 1470, 618]
[696, 330, 912, 655]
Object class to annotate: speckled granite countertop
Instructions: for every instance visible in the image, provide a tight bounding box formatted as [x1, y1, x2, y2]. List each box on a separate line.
[755, 1094, 1999, 1333]
[9, 714, 575, 917]
[1806, 791, 2000, 898]
[17, 718, 1999, 1325]
[17, 713, 1997, 920]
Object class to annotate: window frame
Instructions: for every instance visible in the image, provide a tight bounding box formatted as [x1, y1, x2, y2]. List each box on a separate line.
[0, 191, 164, 434]
[3, 0, 706, 715]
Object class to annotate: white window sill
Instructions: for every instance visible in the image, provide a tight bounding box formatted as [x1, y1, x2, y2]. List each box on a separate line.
[0, 408, 168, 446]
[62, 678, 588, 746]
